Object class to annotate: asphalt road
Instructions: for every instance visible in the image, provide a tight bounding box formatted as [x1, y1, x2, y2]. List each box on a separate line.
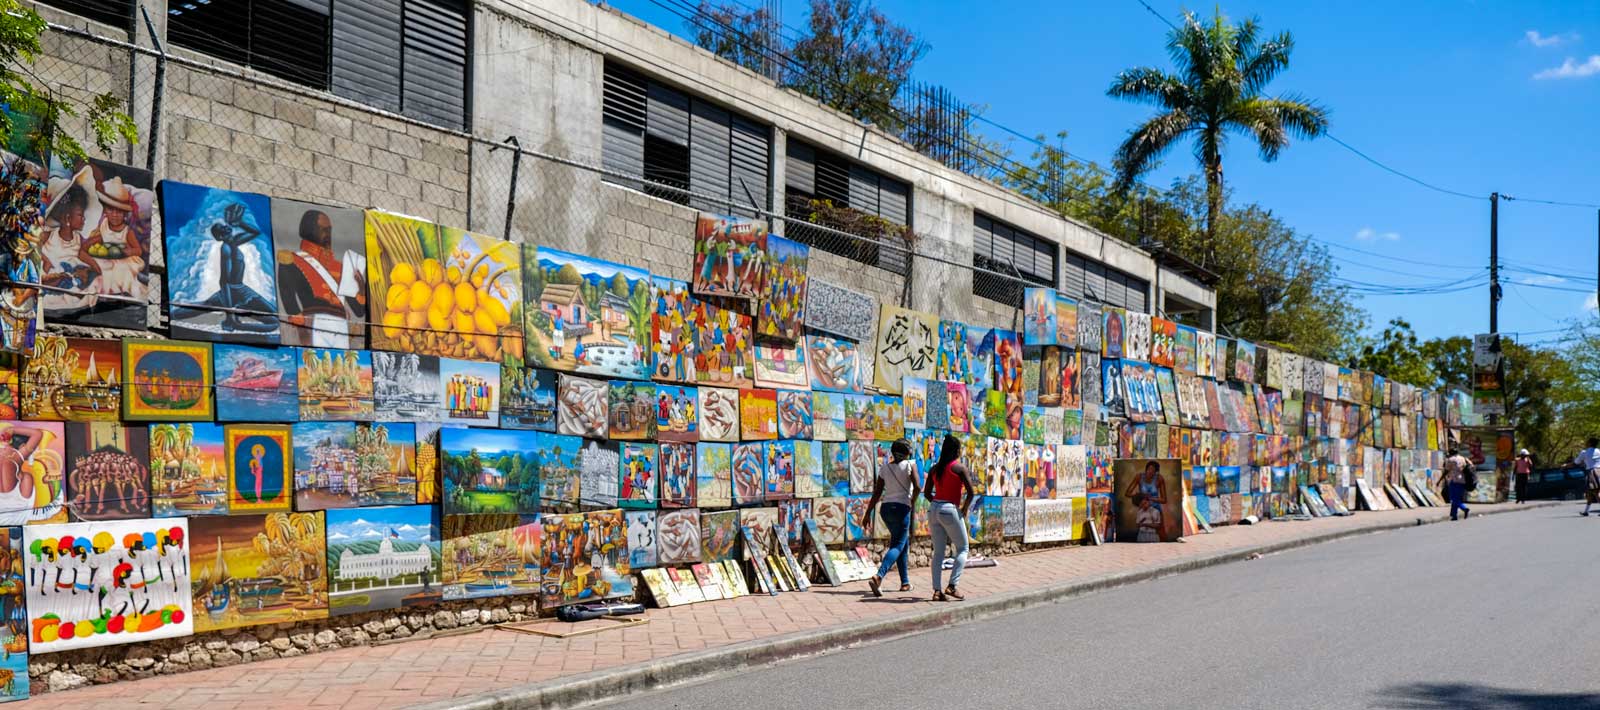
[595, 505, 1600, 710]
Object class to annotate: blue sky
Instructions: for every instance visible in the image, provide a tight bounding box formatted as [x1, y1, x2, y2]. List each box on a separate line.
[617, 0, 1600, 346]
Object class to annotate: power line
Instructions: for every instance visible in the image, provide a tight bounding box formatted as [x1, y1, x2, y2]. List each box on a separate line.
[1502, 194, 1600, 210]
[1323, 135, 1484, 202]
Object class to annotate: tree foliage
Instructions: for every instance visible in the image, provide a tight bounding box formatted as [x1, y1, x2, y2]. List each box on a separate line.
[0, 1, 136, 162]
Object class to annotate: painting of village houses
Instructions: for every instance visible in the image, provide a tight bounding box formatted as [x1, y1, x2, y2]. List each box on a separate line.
[524, 246, 652, 380]
[292, 422, 416, 511]
[440, 428, 545, 515]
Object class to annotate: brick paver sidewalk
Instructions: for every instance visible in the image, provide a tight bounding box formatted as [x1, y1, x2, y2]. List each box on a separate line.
[15, 504, 1544, 709]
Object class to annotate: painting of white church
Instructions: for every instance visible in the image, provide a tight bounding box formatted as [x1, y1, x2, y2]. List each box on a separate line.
[325, 505, 441, 615]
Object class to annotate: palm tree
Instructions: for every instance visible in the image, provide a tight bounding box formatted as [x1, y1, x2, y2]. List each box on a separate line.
[1108, 9, 1328, 242]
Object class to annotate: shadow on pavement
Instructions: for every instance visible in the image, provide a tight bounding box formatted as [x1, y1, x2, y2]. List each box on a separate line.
[1379, 682, 1600, 709]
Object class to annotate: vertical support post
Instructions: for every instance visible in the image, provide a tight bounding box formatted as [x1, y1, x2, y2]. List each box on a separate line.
[1489, 191, 1499, 334]
[501, 136, 521, 241]
[140, 5, 167, 175]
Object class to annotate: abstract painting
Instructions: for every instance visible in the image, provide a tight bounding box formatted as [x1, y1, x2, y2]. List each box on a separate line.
[121, 338, 213, 421]
[739, 388, 778, 441]
[440, 357, 500, 427]
[326, 505, 440, 616]
[298, 347, 374, 421]
[804, 278, 876, 343]
[440, 427, 539, 515]
[607, 380, 655, 441]
[806, 333, 864, 393]
[701, 509, 740, 562]
[753, 339, 809, 389]
[160, 180, 279, 343]
[695, 442, 733, 508]
[693, 212, 767, 300]
[214, 344, 299, 422]
[656, 383, 699, 442]
[658, 508, 701, 565]
[777, 390, 813, 439]
[873, 304, 938, 394]
[22, 335, 120, 421]
[555, 373, 609, 439]
[659, 441, 696, 508]
[1023, 498, 1071, 543]
[149, 422, 225, 518]
[626, 510, 657, 569]
[757, 234, 807, 340]
[224, 424, 291, 514]
[372, 351, 441, 422]
[190, 512, 329, 632]
[524, 246, 651, 380]
[732, 442, 765, 506]
[439, 513, 540, 601]
[25, 519, 191, 652]
[364, 210, 437, 353]
[578, 439, 619, 508]
[698, 386, 739, 443]
[40, 156, 155, 329]
[924, 380, 950, 431]
[1150, 318, 1176, 368]
[619, 442, 658, 508]
[64, 422, 149, 521]
[500, 364, 557, 431]
[271, 199, 367, 348]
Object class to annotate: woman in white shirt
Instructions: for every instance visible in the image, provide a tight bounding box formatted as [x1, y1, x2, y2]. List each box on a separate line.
[1576, 437, 1600, 517]
[862, 439, 919, 597]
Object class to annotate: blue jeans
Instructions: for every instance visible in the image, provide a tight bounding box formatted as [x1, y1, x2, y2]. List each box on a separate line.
[930, 502, 969, 590]
[874, 502, 911, 584]
[1448, 482, 1469, 520]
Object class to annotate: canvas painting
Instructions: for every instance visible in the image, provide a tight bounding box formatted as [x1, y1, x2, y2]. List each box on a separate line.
[1077, 302, 1102, 353]
[695, 442, 733, 508]
[660, 442, 696, 508]
[935, 320, 967, 383]
[806, 333, 865, 393]
[793, 439, 825, 498]
[1232, 340, 1258, 383]
[778, 498, 811, 546]
[1038, 348, 1062, 407]
[947, 382, 970, 434]
[271, 199, 367, 348]
[741, 506, 781, 553]
[655, 383, 699, 443]
[732, 442, 765, 505]
[607, 380, 655, 441]
[1124, 312, 1152, 363]
[371, 351, 441, 422]
[1114, 458, 1184, 542]
[536, 432, 582, 512]
[159, 180, 280, 343]
[758, 234, 807, 340]
[701, 509, 740, 562]
[578, 439, 620, 508]
[848, 440, 877, 495]
[650, 276, 697, 383]
[40, 156, 154, 329]
[440, 427, 540, 515]
[903, 377, 929, 431]
[293, 422, 416, 510]
[363, 210, 436, 353]
[121, 338, 213, 421]
[1023, 498, 1072, 543]
[993, 329, 1023, 399]
[873, 305, 938, 394]
[925, 380, 950, 431]
[753, 339, 809, 390]
[189, 512, 329, 632]
[539, 509, 633, 607]
[25, 519, 191, 653]
[874, 395, 905, 441]
[298, 348, 374, 421]
[149, 422, 226, 518]
[1101, 308, 1125, 359]
[821, 442, 850, 496]
[777, 390, 813, 439]
[524, 246, 651, 380]
[64, 422, 149, 521]
[1101, 359, 1126, 418]
[500, 364, 557, 431]
[1002, 497, 1025, 538]
[809, 497, 847, 546]
[0, 527, 25, 700]
[1196, 331, 1216, 378]
[626, 510, 657, 569]
[693, 212, 767, 300]
[764, 440, 796, 501]
[844, 394, 875, 440]
[22, 335, 119, 421]
[740, 388, 778, 441]
[845, 495, 871, 542]
[214, 344, 298, 422]
[698, 386, 740, 442]
[690, 296, 753, 388]
[658, 508, 702, 565]
[1150, 318, 1176, 368]
[620, 442, 659, 508]
[439, 513, 541, 601]
[224, 424, 292, 514]
[804, 278, 877, 343]
[1174, 326, 1197, 375]
[439, 357, 500, 427]
[1023, 287, 1057, 346]
[432, 227, 524, 362]
[326, 505, 440, 616]
[556, 374, 608, 439]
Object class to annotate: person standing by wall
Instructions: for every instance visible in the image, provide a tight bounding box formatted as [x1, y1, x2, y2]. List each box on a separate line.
[1513, 450, 1533, 504]
[1441, 448, 1472, 520]
[863, 439, 919, 597]
[1575, 438, 1600, 517]
[924, 434, 974, 602]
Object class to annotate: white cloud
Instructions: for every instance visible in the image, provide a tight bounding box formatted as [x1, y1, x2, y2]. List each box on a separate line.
[1526, 30, 1580, 48]
[328, 532, 350, 541]
[1354, 227, 1400, 242]
[1586, 293, 1597, 312]
[1518, 274, 1567, 286]
[1534, 55, 1600, 80]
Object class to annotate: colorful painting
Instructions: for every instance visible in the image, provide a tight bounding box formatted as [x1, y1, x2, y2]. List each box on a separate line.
[777, 390, 813, 439]
[764, 440, 796, 501]
[619, 442, 658, 508]
[1232, 340, 1258, 383]
[873, 305, 938, 394]
[298, 347, 374, 421]
[793, 439, 825, 498]
[271, 199, 367, 348]
[0, 527, 26, 700]
[948, 382, 970, 434]
[524, 246, 650, 379]
[25, 519, 190, 653]
[698, 386, 739, 443]
[1023, 498, 1072, 543]
[740, 388, 778, 441]
[40, 156, 155, 329]
[148, 422, 225, 518]
[121, 338, 213, 421]
[372, 351, 440, 422]
[650, 276, 697, 383]
[605, 380, 654, 441]
[63, 422, 148, 521]
[1124, 311, 1151, 363]
[812, 392, 846, 441]
[364, 210, 436, 353]
[625, 510, 657, 569]
[1195, 331, 1217, 378]
[1101, 358, 1126, 418]
[1102, 308, 1125, 359]
[22, 335, 119, 421]
[1175, 326, 1197, 375]
[994, 329, 1023, 399]
[160, 181, 279, 343]
[578, 439, 619, 508]
[660, 442, 696, 508]
[1150, 318, 1176, 368]
[214, 344, 298, 422]
[701, 509, 740, 562]
[1058, 444, 1087, 498]
[758, 234, 808, 340]
[325, 505, 440, 616]
[690, 296, 752, 388]
[1056, 293, 1079, 347]
[189, 512, 328, 632]
[693, 212, 768, 300]
[806, 333, 864, 393]
[440, 357, 500, 427]
[538, 509, 633, 607]
[903, 378, 928, 431]
[730, 442, 764, 506]
[753, 339, 809, 389]
[695, 443, 732, 508]
[804, 278, 876, 343]
[440, 513, 540, 601]
[293, 422, 415, 511]
[653, 383, 698, 443]
[439, 428, 539, 515]
[500, 364, 557, 431]
[225, 424, 291, 514]
[1023, 287, 1057, 346]
[1114, 458, 1183, 542]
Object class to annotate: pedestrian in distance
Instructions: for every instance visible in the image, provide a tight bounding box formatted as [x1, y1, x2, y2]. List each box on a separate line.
[1513, 449, 1534, 504]
[863, 438, 919, 597]
[1573, 438, 1600, 516]
[1440, 448, 1473, 520]
[923, 434, 975, 602]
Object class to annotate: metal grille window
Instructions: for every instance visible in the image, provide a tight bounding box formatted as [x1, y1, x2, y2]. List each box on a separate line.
[1063, 252, 1149, 312]
[972, 213, 1056, 307]
[38, 0, 135, 30]
[784, 139, 911, 274]
[602, 61, 771, 213]
[170, 0, 333, 90]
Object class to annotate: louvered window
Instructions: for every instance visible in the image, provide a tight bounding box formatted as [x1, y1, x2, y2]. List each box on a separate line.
[1062, 252, 1149, 313]
[972, 213, 1056, 307]
[39, 1, 135, 31]
[784, 138, 911, 274]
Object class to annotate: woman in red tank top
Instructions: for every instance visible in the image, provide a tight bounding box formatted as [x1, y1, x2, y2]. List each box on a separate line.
[923, 434, 974, 601]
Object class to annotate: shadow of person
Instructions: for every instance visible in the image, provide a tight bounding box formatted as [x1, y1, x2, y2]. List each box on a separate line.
[1378, 682, 1600, 710]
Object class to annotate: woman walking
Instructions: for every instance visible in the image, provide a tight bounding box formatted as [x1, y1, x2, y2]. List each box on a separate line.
[863, 439, 918, 597]
[924, 434, 975, 602]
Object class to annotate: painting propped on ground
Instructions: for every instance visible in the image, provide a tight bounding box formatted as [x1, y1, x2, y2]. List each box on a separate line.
[325, 505, 440, 616]
[160, 180, 280, 344]
[24, 519, 192, 652]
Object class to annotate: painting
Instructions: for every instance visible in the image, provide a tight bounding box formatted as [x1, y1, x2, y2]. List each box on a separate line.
[440, 513, 540, 601]
[271, 199, 367, 348]
[740, 506, 781, 554]
[538, 433, 582, 512]
[1056, 293, 1079, 347]
[873, 395, 905, 441]
[325, 505, 440, 616]
[121, 339, 213, 421]
[1232, 340, 1258, 383]
[1023, 498, 1072, 543]
[607, 380, 655, 441]
[1023, 287, 1058, 346]
[658, 509, 701, 565]
[873, 305, 938, 394]
[63, 422, 148, 521]
[848, 440, 876, 495]
[793, 439, 825, 498]
[1150, 318, 1176, 368]
[1077, 302, 1102, 353]
[993, 329, 1023, 399]
[371, 351, 441, 422]
[652, 383, 699, 443]
[214, 344, 298, 422]
[690, 297, 752, 388]
[812, 392, 846, 441]
[363, 210, 436, 353]
[693, 212, 767, 300]
[650, 276, 697, 383]
[563, 374, 611, 441]
[293, 422, 416, 511]
[0, 527, 25, 700]
[777, 390, 813, 439]
[22, 335, 119, 421]
[439, 358, 500, 427]
[189, 512, 328, 633]
[1174, 326, 1197, 375]
[1101, 358, 1126, 418]
[731, 442, 765, 505]
[804, 278, 876, 343]
[948, 382, 970, 434]
[660, 442, 696, 508]
[25, 519, 190, 653]
[809, 497, 847, 545]
[1124, 312, 1151, 363]
[1101, 308, 1125, 359]
[924, 380, 950, 431]
[1113, 458, 1184, 542]
[225, 424, 291, 514]
[903, 377, 928, 431]
[844, 495, 871, 542]
[845, 394, 875, 440]
[440, 428, 539, 515]
[740, 388, 778, 441]
[619, 442, 658, 508]
[753, 339, 809, 389]
[695, 443, 732, 508]
[524, 246, 651, 380]
[758, 234, 808, 340]
[806, 333, 864, 393]
[159, 181, 279, 343]
[821, 442, 850, 497]
[148, 422, 225, 518]
[761, 440, 795, 503]
[500, 364, 557, 431]
[701, 509, 740, 561]
[1002, 497, 1025, 538]
[698, 386, 740, 443]
[578, 439, 619, 508]
[1196, 331, 1217, 378]
[538, 509, 633, 608]
[40, 156, 154, 329]
[298, 348, 374, 421]
[626, 510, 657, 569]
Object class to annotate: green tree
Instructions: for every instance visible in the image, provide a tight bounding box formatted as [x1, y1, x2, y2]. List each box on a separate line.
[0, 1, 136, 161]
[1417, 333, 1571, 464]
[1107, 9, 1328, 240]
[1350, 319, 1436, 388]
[690, 1, 780, 76]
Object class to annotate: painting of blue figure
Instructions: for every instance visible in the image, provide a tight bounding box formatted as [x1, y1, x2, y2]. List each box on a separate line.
[159, 180, 280, 344]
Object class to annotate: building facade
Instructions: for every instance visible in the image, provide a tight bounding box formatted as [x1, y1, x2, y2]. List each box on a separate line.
[336, 538, 434, 581]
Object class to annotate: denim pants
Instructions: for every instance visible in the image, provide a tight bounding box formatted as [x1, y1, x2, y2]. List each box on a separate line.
[1448, 482, 1469, 520]
[874, 502, 912, 584]
[930, 501, 969, 590]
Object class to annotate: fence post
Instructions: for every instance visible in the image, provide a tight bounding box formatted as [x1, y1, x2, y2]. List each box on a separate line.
[139, 4, 167, 175]
[493, 136, 522, 241]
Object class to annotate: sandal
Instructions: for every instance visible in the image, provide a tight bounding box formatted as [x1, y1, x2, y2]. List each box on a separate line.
[944, 586, 965, 601]
[898, 584, 914, 593]
[931, 590, 947, 602]
[867, 575, 883, 598]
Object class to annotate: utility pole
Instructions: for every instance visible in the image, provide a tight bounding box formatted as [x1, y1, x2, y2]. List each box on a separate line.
[1489, 192, 1500, 334]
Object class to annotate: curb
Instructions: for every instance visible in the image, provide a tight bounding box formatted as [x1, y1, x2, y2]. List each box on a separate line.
[409, 502, 1559, 710]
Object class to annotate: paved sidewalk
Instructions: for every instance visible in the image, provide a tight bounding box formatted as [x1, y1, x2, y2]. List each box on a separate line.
[17, 503, 1554, 709]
